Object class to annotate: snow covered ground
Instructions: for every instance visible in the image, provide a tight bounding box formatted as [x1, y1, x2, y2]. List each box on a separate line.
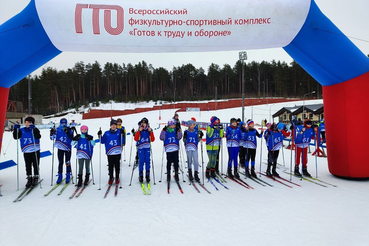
[1, 100, 368, 246]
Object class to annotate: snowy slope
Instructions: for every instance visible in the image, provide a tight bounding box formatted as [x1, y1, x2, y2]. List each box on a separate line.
[1, 100, 368, 246]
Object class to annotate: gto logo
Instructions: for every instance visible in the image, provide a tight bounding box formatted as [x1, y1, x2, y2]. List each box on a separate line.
[75, 4, 124, 35]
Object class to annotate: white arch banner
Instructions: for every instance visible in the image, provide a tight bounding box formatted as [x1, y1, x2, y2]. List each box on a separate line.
[35, 0, 311, 53]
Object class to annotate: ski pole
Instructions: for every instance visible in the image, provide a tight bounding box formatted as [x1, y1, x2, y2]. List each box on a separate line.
[150, 148, 156, 185]
[129, 131, 134, 167]
[99, 127, 102, 190]
[31, 127, 41, 189]
[88, 139, 95, 185]
[16, 126, 19, 191]
[281, 142, 286, 167]
[290, 127, 294, 181]
[50, 123, 56, 186]
[128, 162, 136, 186]
[315, 129, 318, 178]
[200, 139, 205, 185]
[159, 145, 165, 182]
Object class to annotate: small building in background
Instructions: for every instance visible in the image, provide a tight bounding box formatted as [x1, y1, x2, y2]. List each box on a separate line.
[273, 103, 324, 124]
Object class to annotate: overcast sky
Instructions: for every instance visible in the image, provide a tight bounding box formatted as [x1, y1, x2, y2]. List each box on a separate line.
[1, 0, 368, 76]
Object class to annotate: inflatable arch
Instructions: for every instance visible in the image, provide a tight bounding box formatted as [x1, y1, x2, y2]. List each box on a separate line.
[1, 0, 369, 178]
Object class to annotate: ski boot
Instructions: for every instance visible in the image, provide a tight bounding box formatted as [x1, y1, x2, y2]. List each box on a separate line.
[115, 178, 120, 184]
[250, 167, 257, 178]
[188, 169, 194, 182]
[205, 168, 211, 179]
[234, 169, 240, 179]
[66, 172, 71, 183]
[266, 164, 273, 177]
[210, 168, 216, 178]
[174, 171, 179, 182]
[56, 173, 63, 184]
[245, 168, 251, 178]
[146, 171, 150, 183]
[294, 165, 302, 177]
[139, 171, 143, 183]
[77, 174, 83, 187]
[32, 175, 39, 186]
[227, 168, 234, 179]
[84, 173, 90, 186]
[25, 175, 33, 188]
[108, 176, 114, 185]
[272, 168, 280, 177]
[302, 167, 311, 177]
[194, 171, 200, 183]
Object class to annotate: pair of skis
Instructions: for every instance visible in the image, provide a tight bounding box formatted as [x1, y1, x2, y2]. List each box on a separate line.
[283, 171, 336, 188]
[103, 178, 120, 198]
[13, 179, 44, 202]
[69, 180, 92, 199]
[167, 179, 183, 194]
[44, 178, 68, 196]
[141, 182, 151, 195]
[238, 170, 274, 187]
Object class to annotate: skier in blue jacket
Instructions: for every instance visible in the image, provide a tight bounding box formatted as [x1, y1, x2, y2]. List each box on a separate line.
[50, 118, 74, 184]
[294, 119, 315, 177]
[244, 119, 264, 178]
[73, 125, 95, 187]
[13, 116, 41, 188]
[98, 119, 126, 184]
[226, 118, 241, 178]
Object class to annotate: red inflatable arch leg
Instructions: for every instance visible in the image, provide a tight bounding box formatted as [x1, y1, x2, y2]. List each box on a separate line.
[0, 87, 10, 151]
[323, 72, 369, 178]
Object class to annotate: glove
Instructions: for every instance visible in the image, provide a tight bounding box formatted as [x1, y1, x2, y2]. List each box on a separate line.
[50, 128, 56, 136]
[199, 131, 204, 138]
[63, 127, 69, 133]
[97, 130, 102, 136]
[290, 124, 294, 130]
[14, 124, 20, 130]
[86, 135, 93, 141]
[29, 124, 35, 129]
[121, 130, 125, 135]
[131, 128, 135, 134]
[71, 126, 76, 132]
[73, 134, 81, 141]
[163, 126, 167, 131]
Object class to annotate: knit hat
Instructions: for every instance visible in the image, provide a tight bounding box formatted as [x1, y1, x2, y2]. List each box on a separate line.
[81, 125, 88, 132]
[240, 121, 246, 127]
[188, 120, 195, 126]
[191, 117, 196, 122]
[25, 116, 35, 124]
[266, 123, 271, 128]
[60, 118, 67, 125]
[168, 119, 176, 126]
[141, 117, 149, 124]
[117, 118, 122, 123]
[247, 120, 254, 126]
[210, 116, 218, 124]
[110, 119, 117, 126]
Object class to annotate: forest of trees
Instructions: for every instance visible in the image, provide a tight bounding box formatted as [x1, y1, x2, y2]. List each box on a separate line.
[9, 59, 322, 115]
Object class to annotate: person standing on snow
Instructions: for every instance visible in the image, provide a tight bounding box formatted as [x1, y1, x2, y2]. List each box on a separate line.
[73, 125, 95, 187]
[50, 118, 74, 184]
[226, 118, 241, 179]
[264, 122, 290, 177]
[13, 116, 41, 188]
[244, 119, 264, 178]
[98, 119, 125, 184]
[294, 119, 315, 177]
[160, 119, 182, 181]
[183, 119, 203, 182]
[205, 116, 224, 179]
[134, 118, 155, 183]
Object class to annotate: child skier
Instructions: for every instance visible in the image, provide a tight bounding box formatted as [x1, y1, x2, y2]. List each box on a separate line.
[226, 118, 241, 178]
[205, 116, 224, 178]
[183, 119, 203, 182]
[117, 118, 127, 146]
[134, 117, 155, 183]
[13, 117, 41, 188]
[160, 119, 182, 181]
[294, 119, 315, 177]
[98, 119, 125, 184]
[245, 119, 264, 178]
[73, 125, 95, 187]
[264, 122, 290, 177]
[50, 118, 74, 184]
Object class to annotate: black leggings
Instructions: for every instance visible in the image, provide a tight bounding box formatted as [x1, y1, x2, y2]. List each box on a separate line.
[246, 148, 256, 162]
[57, 149, 71, 173]
[24, 151, 40, 176]
[108, 154, 121, 179]
[166, 151, 179, 172]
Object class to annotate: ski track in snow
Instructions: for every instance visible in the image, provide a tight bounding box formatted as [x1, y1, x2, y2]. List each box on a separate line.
[1, 100, 369, 246]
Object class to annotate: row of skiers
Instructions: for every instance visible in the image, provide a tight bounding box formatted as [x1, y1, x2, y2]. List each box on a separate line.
[12, 114, 316, 189]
